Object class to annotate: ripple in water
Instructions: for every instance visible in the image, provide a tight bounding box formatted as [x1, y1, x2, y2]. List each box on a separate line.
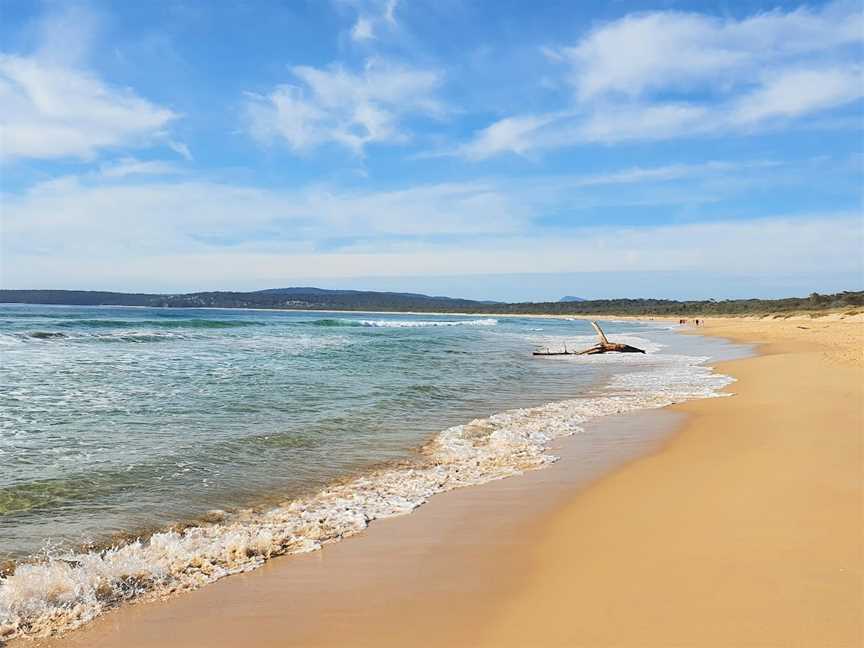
[0, 305, 738, 639]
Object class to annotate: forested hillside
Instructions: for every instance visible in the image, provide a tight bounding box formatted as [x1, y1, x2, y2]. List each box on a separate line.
[1, 288, 861, 315]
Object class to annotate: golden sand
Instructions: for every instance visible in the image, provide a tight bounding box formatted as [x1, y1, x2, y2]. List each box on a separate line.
[31, 316, 863, 648]
[477, 316, 863, 647]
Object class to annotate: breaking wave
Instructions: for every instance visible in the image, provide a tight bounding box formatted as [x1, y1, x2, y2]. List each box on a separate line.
[0, 352, 732, 641]
[9, 330, 190, 343]
[56, 319, 262, 329]
[310, 318, 498, 328]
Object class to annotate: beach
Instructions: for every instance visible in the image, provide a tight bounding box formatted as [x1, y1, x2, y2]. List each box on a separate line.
[5, 0, 862, 643]
[0, 310, 731, 641]
[16, 314, 861, 647]
[478, 316, 863, 647]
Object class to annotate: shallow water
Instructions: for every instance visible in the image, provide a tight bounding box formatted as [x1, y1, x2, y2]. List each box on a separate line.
[0, 305, 744, 638]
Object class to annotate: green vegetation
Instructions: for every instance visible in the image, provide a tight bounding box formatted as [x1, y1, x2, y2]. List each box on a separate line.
[1, 288, 861, 316]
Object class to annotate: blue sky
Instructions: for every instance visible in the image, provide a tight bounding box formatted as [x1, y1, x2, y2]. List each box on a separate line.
[1, 0, 862, 301]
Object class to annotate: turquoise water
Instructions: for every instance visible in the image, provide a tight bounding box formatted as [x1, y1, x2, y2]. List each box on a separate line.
[0, 304, 741, 638]
[0, 305, 614, 561]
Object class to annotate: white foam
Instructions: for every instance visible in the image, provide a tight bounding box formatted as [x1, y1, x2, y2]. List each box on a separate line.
[231, 334, 355, 355]
[356, 318, 498, 328]
[0, 350, 733, 640]
[530, 334, 665, 356]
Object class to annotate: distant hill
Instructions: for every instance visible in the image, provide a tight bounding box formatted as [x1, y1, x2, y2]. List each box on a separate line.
[0, 288, 495, 313]
[559, 296, 586, 302]
[0, 288, 861, 316]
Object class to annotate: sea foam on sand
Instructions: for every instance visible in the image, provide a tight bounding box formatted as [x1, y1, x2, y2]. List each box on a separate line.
[0, 345, 732, 640]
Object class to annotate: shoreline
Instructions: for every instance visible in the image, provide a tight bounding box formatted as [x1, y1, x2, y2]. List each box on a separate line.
[26, 406, 698, 648]
[2, 300, 858, 322]
[477, 317, 863, 647]
[4, 321, 733, 642]
[13, 316, 864, 647]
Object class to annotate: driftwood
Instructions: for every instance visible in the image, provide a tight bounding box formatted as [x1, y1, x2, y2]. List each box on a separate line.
[532, 342, 574, 356]
[577, 321, 646, 355]
[533, 321, 646, 356]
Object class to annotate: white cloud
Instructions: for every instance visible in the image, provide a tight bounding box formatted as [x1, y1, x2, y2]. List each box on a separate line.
[98, 158, 183, 178]
[245, 58, 443, 154]
[561, 0, 862, 99]
[344, 0, 399, 42]
[573, 64, 864, 143]
[5, 211, 860, 288]
[457, 0, 864, 159]
[3, 158, 859, 290]
[567, 12, 743, 100]
[577, 103, 711, 143]
[458, 114, 561, 160]
[167, 140, 193, 161]
[351, 17, 375, 41]
[30, 2, 103, 67]
[383, 0, 398, 25]
[1, 174, 527, 265]
[0, 158, 793, 259]
[458, 104, 723, 157]
[0, 54, 177, 160]
[564, 160, 776, 187]
[539, 45, 565, 63]
[731, 66, 864, 124]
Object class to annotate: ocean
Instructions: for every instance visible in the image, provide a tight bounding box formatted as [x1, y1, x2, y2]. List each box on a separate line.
[0, 304, 743, 638]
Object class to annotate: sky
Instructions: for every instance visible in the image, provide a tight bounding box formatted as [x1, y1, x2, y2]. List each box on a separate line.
[0, 0, 862, 302]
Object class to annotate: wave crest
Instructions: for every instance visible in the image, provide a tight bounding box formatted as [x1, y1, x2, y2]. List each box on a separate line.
[0, 354, 732, 641]
[311, 318, 498, 328]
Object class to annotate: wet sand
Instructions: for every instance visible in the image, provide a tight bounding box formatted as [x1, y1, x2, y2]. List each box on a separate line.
[29, 316, 863, 648]
[30, 408, 688, 648]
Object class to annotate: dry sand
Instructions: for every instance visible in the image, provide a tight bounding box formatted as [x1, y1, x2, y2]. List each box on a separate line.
[477, 316, 863, 647]
[30, 316, 863, 648]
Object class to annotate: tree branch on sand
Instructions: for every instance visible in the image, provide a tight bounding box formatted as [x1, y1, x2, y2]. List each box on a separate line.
[533, 321, 646, 356]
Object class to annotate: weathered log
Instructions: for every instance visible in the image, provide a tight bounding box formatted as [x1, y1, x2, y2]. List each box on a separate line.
[534, 321, 646, 356]
[575, 342, 645, 355]
[576, 321, 645, 354]
[533, 341, 573, 355]
[590, 321, 610, 345]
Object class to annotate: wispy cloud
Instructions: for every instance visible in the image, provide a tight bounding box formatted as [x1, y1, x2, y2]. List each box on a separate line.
[4, 148, 859, 289]
[341, 0, 399, 42]
[560, 160, 780, 188]
[167, 140, 193, 161]
[562, 1, 861, 99]
[457, 113, 563, 161]
[98, 157, 183, 178]
[2, 157, 853, 267]
[0, 54, 178, 161]
[0, 2, 179, 162]
[351, 17, 375, 41]
[731, 66, 864, 123]
[30, 2, 103, 67]
[2, 174, 525, 262]
[455, 0, 864, 159]
[6, 208, 860, 289]
[244, 58, 443, 154]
